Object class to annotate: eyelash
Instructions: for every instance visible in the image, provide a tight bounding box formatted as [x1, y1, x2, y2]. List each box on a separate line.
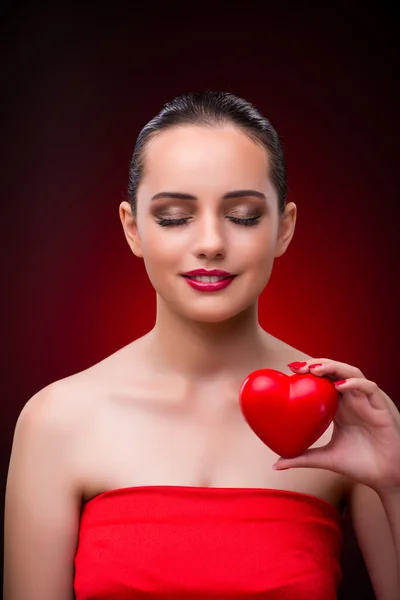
[155, 216, 262, 227]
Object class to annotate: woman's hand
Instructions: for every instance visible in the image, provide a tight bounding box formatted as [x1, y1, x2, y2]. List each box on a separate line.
[273, 359, 400, 494]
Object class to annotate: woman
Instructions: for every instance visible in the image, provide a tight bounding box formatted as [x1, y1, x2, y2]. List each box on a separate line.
[4, 91, 400, 599]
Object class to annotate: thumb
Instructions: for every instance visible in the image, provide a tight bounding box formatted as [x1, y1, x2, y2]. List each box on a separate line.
[272, 445, 334, 471]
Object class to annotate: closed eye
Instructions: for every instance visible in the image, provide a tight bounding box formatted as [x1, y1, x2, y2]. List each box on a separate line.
[155, 216, 262, 227]
[230, 216, 261, 226]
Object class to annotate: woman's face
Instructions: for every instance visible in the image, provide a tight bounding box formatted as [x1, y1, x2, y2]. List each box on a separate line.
[121, 124, 296, 323]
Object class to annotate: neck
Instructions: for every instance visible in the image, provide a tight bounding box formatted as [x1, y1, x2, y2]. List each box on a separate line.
[144, 295, 274, 385]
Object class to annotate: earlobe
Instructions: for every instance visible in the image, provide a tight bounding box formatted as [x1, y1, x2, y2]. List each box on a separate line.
[274, 238, 290, 258]
[274, 202, 297, 258]
[119, 201, 143, 258]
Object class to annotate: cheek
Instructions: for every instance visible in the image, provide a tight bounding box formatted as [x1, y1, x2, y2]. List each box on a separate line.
[235, 228, 276, 264]
[139, 217, 180, 255]
[141, 227, 186, 274]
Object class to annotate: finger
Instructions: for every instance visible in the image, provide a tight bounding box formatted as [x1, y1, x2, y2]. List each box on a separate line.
[334, 377, 387, 410]
[288, 359, 364, 380]
[272, 443, 337, 472]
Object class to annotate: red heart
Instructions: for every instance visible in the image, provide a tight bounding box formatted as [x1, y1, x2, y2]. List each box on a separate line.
[239, 369, 339, 458]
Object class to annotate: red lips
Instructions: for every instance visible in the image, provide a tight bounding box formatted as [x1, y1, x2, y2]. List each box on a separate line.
[183, 269, 234, 277]
[239, 369, 339, 458]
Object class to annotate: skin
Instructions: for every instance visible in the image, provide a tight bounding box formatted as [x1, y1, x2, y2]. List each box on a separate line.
[4, 123, 398, 599]
[122, 124, 297, 384]
[114, 123, 347, 499]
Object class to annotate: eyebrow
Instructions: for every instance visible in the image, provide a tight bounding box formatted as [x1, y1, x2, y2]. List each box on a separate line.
[151, 190, 267, 202]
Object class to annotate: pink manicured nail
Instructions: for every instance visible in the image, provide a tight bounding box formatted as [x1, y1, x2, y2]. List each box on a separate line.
[334, 379, 347, 386]
[309, 363, 323, 369]
[288, 361, 307, 368]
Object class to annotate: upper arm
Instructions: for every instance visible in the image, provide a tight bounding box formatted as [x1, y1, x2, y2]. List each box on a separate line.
[349, 482, 399, 600]
[3, 384, 83, 600]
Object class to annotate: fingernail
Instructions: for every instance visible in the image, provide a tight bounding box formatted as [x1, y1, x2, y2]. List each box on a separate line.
[334, 379, 347, 386]
[309, 363, 323, 369]
[288, 361, 307, 368]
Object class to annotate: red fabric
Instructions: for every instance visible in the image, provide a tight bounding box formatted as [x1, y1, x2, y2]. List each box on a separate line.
[74, 485, 343, 599]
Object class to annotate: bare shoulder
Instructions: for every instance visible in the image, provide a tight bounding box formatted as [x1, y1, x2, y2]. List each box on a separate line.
[13, 340, 143, 470]
[24, 332, 151, 430]
[4, 360, 119, 599]
[19, 366, 101, 436]
[266, 333, 313, 367]
[26, 337, 145, 414]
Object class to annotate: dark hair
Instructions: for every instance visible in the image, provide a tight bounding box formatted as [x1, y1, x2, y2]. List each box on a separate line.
[128, 91, 287, 215]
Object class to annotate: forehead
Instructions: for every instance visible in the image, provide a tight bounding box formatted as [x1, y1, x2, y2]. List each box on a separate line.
[140, 124, 271, 193]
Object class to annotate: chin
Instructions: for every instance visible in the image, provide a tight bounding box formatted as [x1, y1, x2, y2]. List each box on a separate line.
[181, 303, 255, 325]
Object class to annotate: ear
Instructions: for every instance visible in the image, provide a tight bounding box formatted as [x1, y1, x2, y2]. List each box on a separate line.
[274, 202, 297, 258]
[119, 201, 144, 258]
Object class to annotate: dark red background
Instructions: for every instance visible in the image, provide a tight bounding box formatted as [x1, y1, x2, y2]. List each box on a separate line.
[1, 4, 399, 598]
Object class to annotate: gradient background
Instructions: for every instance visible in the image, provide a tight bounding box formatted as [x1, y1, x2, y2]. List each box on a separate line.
[1, 4, 399, 598]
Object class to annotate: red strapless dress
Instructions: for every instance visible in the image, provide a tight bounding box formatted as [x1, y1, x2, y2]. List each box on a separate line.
[74, 485, 343, 599]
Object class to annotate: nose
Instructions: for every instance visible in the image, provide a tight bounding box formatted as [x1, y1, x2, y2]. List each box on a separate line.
[192, 212, 227, 260]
